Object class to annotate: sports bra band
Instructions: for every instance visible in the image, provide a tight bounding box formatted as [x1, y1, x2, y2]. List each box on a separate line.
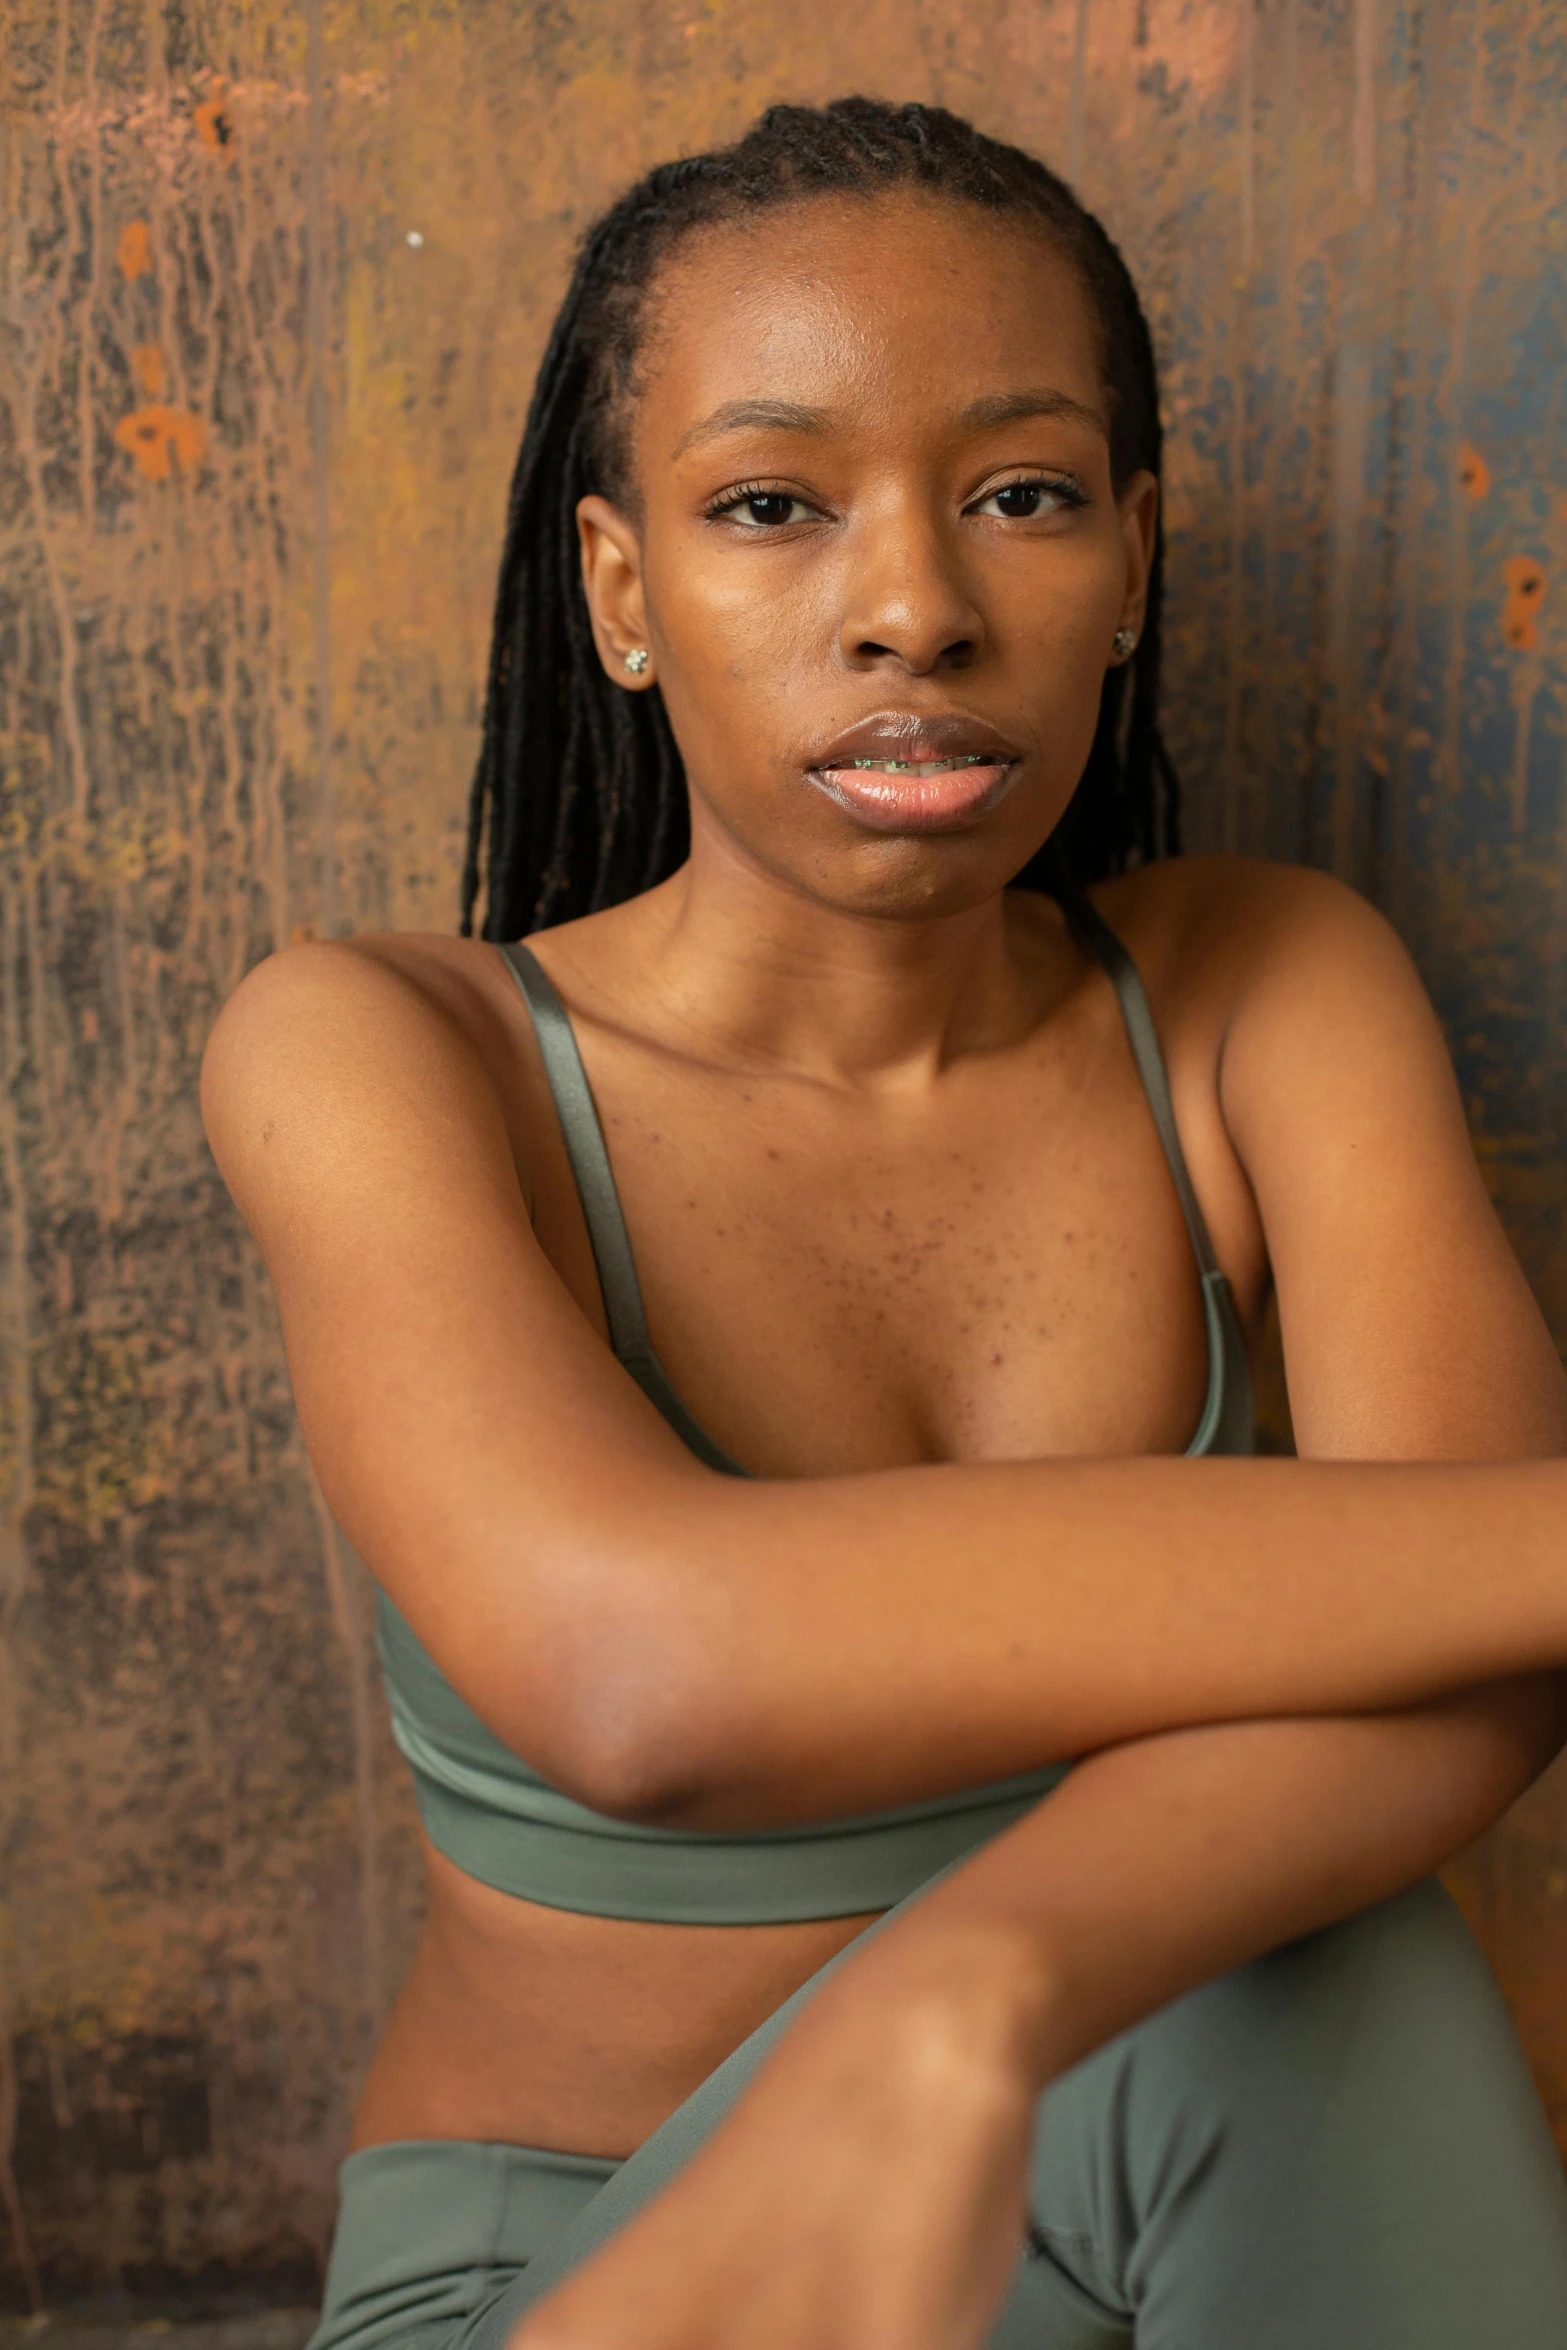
[365, 893, 1252, 1931]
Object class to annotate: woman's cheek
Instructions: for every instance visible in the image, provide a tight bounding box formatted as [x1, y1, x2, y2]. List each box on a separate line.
[656, 575, 807, 701]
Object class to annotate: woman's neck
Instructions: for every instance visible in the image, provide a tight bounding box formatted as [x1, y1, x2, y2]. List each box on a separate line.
[577, 821, 1076, 1091]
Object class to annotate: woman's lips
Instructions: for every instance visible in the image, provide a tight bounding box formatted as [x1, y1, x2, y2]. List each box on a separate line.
[808, 755, 1019, 834]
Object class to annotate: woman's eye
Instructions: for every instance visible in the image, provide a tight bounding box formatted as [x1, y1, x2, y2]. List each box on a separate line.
[715, 490, 813, 528]
[972, 479, 1075, 520]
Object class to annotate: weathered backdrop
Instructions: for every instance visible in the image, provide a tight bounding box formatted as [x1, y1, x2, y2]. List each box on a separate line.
[2, 0, 1565, 2312]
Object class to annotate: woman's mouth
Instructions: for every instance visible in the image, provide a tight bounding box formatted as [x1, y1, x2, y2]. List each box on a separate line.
[809, 753, 1019, 834]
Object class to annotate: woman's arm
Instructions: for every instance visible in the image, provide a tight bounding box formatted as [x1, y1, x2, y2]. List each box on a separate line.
[908, 1688, 1567, 2090]
[506, 866, 1567, 2349]
[200, 886, 1567, 1826]
[512, 1685, 1567, 2350]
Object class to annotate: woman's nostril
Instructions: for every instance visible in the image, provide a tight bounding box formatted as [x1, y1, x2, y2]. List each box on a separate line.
[853, 636, 977, 669]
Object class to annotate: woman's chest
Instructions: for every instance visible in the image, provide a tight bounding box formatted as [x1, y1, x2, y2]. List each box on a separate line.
[525, 1039, 1238, 1477]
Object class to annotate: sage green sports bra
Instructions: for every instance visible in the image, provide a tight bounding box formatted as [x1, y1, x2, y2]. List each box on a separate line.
[375, 893, 1254, 1924]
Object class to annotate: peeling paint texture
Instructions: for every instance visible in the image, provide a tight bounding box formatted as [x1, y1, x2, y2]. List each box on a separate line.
[3, 0, 1567, 2312]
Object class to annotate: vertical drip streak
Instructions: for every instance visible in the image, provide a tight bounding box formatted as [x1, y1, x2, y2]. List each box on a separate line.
[1224, 0, 1259, 850]
[1352, 0, 1378, 207]
[1068, 0, 1090, 189]
[307, 1471, 385, 2052]
[307, 0, 335, 941]
[0, 873, 41, 2316]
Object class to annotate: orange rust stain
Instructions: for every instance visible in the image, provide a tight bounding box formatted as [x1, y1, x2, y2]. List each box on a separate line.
[113, 404, 206, 482]
[194, 93, 234, 154]
[1501, 555, 1546, 651]
[1457, 441, 1490, 499]
[116, 218, 151, 279]
[131, 344, 167, 397]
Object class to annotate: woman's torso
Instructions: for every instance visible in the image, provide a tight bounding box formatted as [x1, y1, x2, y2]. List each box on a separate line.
[349, 868, 1269, 2157]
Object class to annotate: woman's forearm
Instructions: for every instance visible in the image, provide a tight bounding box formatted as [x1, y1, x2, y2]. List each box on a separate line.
[215, 939, 1567, 1835]
[826, 1672, 1567, 2094]
[501, 1685, 1567, 2350]
[547, 1455, 1567, 1827]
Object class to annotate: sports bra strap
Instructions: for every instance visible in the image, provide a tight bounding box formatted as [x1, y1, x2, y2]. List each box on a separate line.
[498, 943, 744, 1476]
[1055, 890, 1224, 1282]
[499, 914, 1248, 1466]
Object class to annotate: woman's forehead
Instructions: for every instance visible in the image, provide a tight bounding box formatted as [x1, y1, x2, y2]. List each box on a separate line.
[634, 193, 1104, 439]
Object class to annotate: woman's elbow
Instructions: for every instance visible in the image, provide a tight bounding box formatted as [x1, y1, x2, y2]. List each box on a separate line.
[496, 1621, 739, 1827]
[458, 1491, 763, 1824]
[546, 1710, 713, 1825]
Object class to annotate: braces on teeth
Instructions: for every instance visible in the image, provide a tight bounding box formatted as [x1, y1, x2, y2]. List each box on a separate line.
[847, 754, 994, 773]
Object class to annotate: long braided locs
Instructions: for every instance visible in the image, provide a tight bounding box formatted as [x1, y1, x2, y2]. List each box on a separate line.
[461, 98, 1182, 940]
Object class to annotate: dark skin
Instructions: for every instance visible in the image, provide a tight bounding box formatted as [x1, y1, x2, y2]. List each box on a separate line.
[202, 193, 1567, 2349]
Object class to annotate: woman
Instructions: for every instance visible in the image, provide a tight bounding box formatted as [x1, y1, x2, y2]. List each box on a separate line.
[203, 99, 1567, 2350]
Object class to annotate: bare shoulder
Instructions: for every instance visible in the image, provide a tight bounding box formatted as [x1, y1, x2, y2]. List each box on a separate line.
[1097, 871, 1563, 1456]
[202, 933, 469, 1134]
[1088, 854, 1435, 1078]
[1094, 854, 1408, 1001]
[201, 933, 528, 1238]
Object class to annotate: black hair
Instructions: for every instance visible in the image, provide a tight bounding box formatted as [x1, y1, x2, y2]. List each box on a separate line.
[461, 95, 1181, 940]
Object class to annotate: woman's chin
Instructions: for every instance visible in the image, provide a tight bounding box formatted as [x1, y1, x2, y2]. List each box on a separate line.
[794, 833, 1045, 925]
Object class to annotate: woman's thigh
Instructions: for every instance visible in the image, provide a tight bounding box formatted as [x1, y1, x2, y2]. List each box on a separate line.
[1012, 1878, 1567, 2348]
[466, 1879, 1567, 2349]
[310, 2141, 618, 2350]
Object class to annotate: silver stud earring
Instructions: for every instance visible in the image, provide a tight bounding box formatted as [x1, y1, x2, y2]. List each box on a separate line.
[1112, 626, 1138, 660]
[623, 647, 650, 676]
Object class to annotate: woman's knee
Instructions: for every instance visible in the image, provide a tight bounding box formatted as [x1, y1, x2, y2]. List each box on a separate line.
[1026, 1880, 1567, 2346]
[1150, 1877, 1507, 2107]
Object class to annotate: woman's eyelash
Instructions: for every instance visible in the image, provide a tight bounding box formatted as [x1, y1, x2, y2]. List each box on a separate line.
[703, 472, 1090, 522]
[979, 472, 1089, 508]
[705, 480, 802, 520]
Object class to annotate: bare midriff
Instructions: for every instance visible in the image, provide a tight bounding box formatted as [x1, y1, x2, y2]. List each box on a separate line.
[350, 1835, 878, 2158]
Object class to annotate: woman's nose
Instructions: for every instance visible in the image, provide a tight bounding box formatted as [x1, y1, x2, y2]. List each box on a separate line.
[836, 509, 984, 675]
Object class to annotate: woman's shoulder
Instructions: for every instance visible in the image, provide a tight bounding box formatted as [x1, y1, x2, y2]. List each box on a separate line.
[200, 931, 540, 1222]
[204, 932, 492, 1099]
[1077, 857, 1450, 1168]
[1088, 854, 1415, 1033]
[204, 928, 544, 1068]
[1095, 852, 1382, 951]
[1084, 854, 1464, 1229]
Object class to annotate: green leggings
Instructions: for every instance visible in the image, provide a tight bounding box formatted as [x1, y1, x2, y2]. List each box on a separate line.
[311, 1879, 1567, 2349]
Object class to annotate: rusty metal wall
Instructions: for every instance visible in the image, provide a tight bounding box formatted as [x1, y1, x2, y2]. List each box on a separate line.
[2, 0, 1564, 2310]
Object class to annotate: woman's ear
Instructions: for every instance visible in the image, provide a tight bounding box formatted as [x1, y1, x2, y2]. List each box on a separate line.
[577, 495, 657, 689]
[1115, 469, 1160, 648]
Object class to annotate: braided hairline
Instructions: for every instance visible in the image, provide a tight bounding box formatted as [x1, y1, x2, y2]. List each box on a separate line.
[461, 97, 1180, 942]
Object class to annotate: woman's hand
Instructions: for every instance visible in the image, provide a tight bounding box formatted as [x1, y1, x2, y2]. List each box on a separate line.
[510, 1919, 1050, 2350]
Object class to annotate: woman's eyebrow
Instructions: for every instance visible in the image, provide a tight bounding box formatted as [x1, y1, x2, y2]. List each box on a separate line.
[958, 388, 1107, 436]
[671, 387, 1108, 460]
[672, 399, 830, 457]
